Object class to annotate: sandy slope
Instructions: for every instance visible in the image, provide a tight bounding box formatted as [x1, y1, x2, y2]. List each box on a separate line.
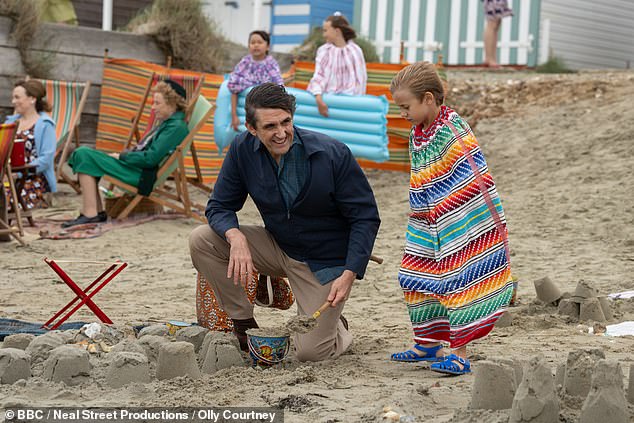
[1, 70, 633, 422]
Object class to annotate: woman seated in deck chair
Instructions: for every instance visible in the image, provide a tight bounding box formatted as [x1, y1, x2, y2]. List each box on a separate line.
[4, 80, 57, 209]
[62, 80, 189, 228]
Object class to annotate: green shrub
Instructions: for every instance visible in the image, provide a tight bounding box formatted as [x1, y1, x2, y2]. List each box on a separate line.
[0, 0, 54, 78]
[125, 0, 228, 73]
[536, 56, 574, 74]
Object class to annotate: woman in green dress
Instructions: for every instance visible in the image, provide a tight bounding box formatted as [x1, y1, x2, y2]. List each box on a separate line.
[63, 80, 190, 228]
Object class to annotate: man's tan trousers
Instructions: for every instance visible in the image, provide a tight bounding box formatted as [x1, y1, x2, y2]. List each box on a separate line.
[189, 224, 352, 362]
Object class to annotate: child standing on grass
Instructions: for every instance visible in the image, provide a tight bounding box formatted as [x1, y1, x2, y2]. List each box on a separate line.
[389, 61, 513, 375]
[228, 30, 284, 131]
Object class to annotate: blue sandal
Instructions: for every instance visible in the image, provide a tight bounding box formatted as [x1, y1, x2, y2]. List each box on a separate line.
[390, 344, 444, 362]
[430, 354, 471, 375]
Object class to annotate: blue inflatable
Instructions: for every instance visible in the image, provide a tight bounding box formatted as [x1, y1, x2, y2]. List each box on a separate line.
[213, 80, 389, 162]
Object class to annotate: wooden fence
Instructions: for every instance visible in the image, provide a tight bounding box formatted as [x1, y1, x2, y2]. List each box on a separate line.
[0, 16, 165, 145]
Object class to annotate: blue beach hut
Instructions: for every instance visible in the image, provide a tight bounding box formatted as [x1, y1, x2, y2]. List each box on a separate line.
[270, 0, 355, 53]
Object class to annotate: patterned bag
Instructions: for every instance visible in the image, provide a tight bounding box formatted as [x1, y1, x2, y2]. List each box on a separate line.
[254, 274, 295, 310]
[196, 272, 294, 332]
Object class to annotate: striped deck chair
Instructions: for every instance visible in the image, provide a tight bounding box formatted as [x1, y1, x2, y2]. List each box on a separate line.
[102, 96, 214, 222]
[38, 79, 91, 192]
[291, 61, 410, 172]
[0, 123, 25, 246]
[123, 73, 208, 192]
[95, 58, 294, 189]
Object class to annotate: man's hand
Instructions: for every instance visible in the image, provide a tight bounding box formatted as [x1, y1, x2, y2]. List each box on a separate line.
[225, 228, 256, 286]
[327, 270, 356, 307]
[108, 152, 120, 159]
[316, 95, 329, 117]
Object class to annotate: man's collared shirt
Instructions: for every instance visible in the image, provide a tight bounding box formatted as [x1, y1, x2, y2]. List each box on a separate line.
[265, 137, 308, 212]
[207, 126, 380, 282]
[265, 136, 344, 284]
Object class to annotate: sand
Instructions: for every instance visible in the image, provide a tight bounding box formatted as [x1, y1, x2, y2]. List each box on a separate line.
[285, 315, 318, 334]
[1, 70, 634, 422]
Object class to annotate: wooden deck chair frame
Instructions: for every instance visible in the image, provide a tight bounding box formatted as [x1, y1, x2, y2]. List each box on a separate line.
[102, 96, 214, 223]
[121, 73, 209, 194]
[36, 79, 92, 193]
[0, 123, 26, 246]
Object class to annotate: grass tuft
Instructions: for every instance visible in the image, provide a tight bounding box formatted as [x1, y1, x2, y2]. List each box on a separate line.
[0, 0, 54, 79]
[125, 0, 229, 73]
[536, 56, 575, 74]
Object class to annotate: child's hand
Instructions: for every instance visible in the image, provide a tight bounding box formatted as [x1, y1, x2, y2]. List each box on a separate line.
[317, 99, 329, 117]
[231, 115, 240, 132]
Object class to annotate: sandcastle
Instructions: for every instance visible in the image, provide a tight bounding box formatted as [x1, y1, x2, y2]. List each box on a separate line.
[563, 348, 605, 398]
[470, 360, 517, 410]
[42, 345, 92, 386]
[533, 276, 563, 305]
[579, 359, 629, 423]
[199, 331, 244, 374]
[0, 322, 248, 387]
[155, 342, 201, 380]
[509, 354, 559, 423]
[106, 352, 150, 388]
[467, 348, 633, 422]
[542, 280, 614, 322]
[2, 333, 35, 350]
[0, 348, 31, 384]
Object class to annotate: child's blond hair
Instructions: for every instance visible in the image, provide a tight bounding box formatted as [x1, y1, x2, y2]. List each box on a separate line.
[390, 61, 445, 106]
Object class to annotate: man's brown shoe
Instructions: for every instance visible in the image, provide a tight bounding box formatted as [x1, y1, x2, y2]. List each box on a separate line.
[232, 317, 258, 351]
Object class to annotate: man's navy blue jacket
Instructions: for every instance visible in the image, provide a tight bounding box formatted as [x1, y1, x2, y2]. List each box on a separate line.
[206, 126, 381, 279]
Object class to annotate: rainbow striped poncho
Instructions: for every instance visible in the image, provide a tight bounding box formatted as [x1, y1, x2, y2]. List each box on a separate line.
[399, 105, 513, 348]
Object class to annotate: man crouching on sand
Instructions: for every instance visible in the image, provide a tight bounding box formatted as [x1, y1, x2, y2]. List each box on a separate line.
[189, 83, 380, 362]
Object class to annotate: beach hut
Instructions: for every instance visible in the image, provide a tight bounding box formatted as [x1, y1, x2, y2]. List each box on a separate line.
[539, 0, 634, 69]
[201, 0, 272, 45]
[353, 0, 541, 67]
[270, 0, 355, 53]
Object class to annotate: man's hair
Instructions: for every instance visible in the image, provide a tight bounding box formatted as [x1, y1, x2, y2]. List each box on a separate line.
[245, 83, 296, 128]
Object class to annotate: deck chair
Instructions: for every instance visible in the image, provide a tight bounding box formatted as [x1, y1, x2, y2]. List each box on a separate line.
[102, 95, 214, 222]
[0, 122, 26, 246]
[37, 79, 91, 193]
[122, 73, 210, 193]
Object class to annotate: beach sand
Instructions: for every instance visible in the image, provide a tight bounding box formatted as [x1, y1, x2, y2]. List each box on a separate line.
[1, 70, 633, 422]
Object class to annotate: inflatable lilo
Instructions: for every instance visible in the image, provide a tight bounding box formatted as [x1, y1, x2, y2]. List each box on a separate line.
[214, 80, 389, 162]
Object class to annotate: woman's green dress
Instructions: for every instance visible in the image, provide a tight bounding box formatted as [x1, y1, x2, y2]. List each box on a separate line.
[69, 111, 189, 188]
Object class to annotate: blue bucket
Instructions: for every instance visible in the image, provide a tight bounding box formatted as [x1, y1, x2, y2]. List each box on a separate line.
[246, 329, 290, 367]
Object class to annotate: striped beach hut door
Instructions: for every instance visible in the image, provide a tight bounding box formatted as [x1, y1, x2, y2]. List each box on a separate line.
[354, 0, 541, 66]
[270, 0, 355, 53]
[270, 1, 312, 53]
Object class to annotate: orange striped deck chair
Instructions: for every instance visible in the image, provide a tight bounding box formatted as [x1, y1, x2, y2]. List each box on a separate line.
[291, 61, 410, 172]
[102, 96, 214, 222]
[37, 79, 91, 192]
[123, 72, 208, 191]
[0, 123, 25, 246]
[96, 58, 226, 190]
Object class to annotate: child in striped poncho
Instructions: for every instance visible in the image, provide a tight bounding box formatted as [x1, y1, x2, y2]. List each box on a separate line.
[389, 62, 514, 375]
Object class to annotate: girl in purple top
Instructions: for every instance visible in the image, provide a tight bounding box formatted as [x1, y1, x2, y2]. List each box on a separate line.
[228, 30, 284, 131]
